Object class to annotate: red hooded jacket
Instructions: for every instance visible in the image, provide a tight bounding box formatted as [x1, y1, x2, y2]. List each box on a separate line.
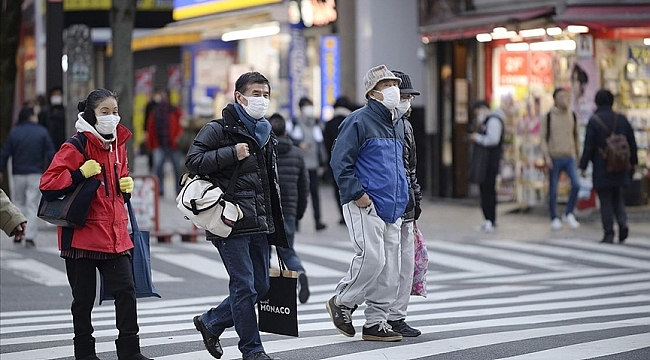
[146, 103, 183, 150]
[40, 125, 133, 253]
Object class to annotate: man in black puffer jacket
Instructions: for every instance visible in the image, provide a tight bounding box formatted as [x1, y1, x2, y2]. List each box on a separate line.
[269, 113, 311, 303]
[187, 72, 287, 360]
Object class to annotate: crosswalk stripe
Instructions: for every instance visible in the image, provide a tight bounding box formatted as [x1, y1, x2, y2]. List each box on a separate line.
[544, 272, 650, 285]
[152, 253, 229, 279]
[485, 241, 650, 269]
[495, 333, 650, 360]
[545, 239, 650, 258]
[429, 251, 520, 274]
[0, 258, 68, 286]
[430, 241, 578, 270]
[467, 268, 632, 284]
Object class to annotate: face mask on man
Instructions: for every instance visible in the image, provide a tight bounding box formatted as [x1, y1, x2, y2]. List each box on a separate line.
[241, 95, 270, 120]
[302, 105, 314, 118]
[396, 99, 411, 116]
[374, 86, 400, 109]
[95, 114, 121, 135]
[50, 95, 63, 106]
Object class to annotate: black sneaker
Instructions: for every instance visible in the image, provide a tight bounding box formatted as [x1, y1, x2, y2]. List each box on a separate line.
[193, 315, 223, 359]
[298, 272, 310, 304]
[619, 226, 629, 243]
[326, 296, 356, 337]
[362, 322, 403, 342]
[243, 351, 276, 360]
[316, 222, 327, 231]
[388, 319, 421, 337]
[25, 239, 36, 248]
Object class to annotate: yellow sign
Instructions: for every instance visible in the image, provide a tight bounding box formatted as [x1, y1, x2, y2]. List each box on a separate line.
[173, 0, 282, 21]
[63, 0, 172, 11]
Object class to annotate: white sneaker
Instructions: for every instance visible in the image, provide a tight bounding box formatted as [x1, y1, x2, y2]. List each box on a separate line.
[563, 213, 580, 228]
[479, 220, 494, 233]
[550, 218, 563, 231]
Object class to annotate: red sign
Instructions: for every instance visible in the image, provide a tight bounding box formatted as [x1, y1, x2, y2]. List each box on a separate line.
[499, 51, 553, 86]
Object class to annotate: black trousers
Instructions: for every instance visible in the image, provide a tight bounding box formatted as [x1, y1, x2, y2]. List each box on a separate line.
[65, 255, 139, 343]
[479, 164, 499, 224]
[308, 169, 322, 222]
[596, 186, 627, 236]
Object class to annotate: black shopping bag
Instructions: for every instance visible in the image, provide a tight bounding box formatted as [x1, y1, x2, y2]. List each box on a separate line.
[258, 253, 298, 337]
[99, 200, 161, 305]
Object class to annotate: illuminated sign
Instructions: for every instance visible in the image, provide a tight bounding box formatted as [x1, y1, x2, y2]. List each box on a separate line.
[320, 35, 339, 116]
[173, 0, 282, 20]
[63, 0, 173, 11]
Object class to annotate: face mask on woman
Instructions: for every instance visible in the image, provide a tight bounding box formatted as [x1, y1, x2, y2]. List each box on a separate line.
[241, 95, 270, 120]
[95, 114, 121, 134]
[374, 86, 400, 109]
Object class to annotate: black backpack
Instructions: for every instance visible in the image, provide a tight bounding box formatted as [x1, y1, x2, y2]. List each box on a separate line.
[593, 114, 631, 173]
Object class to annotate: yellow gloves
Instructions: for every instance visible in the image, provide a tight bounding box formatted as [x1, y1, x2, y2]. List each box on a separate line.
[119, 177, 134, 193]
[79, 160, 101, 178]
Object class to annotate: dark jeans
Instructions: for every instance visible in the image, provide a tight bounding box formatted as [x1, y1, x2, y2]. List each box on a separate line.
[596, 186, 627, 236]
[65, 255, 139, 342]
[548, 157, 581, 219]
[479, 164, 499, 224]
[276, 214, 305, 273]
[308, 169, 322, 223]
[202, 234, 270, 358]
[153, 147, 183, 195]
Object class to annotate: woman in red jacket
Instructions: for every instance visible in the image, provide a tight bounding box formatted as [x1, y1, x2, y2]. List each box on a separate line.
[39, 89, 152, 360]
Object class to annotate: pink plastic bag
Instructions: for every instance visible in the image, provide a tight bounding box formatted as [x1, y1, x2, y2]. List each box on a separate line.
[411, 221, 429, 297]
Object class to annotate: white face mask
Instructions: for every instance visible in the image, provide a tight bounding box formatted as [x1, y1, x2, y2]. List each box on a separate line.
[95, 114, 121, 135]
[241, 95, 270, 120]
[50, 95, 63, 106]
[396, 99, 411, 116]
[375, 86, 400, 109]
[302, 105, 314, 118]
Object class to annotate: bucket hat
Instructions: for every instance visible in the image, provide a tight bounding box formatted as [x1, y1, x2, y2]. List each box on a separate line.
[391, 70, 420, 96]
[363, 65, 401, 98]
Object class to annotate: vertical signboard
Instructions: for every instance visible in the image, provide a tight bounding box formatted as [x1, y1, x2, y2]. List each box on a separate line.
[288, 24, 307, 119]
[320, 35, 339, 121]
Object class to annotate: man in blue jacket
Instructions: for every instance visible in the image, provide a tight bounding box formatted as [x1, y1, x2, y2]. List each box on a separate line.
[327, 64, 409, 342]
[0, 105, 55, 247]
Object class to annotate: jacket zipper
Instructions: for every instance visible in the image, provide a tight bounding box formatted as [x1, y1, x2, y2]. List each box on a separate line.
[101, 164, 109, 197]
[113, 163, 121, 197]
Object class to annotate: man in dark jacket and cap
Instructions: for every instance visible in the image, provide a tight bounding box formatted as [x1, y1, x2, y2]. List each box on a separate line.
[579, 89, 638, 244]
[187, 71, 288, 360]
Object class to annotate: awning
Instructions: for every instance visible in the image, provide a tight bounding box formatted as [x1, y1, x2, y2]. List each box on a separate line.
[554, 5, 650, 29]
[420, 6, 555, 42]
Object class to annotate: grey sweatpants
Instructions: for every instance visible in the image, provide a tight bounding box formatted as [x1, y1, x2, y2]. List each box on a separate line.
[335, 201, 402, 327]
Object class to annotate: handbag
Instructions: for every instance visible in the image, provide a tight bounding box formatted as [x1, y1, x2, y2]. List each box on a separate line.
[258, 249, 299, 337]
[176, 163, 243, 238]
[99, 200, 161, 305]
[38, 134, 101, 228]
[468, 143, 489, 184]
[411, 221, 429, 297]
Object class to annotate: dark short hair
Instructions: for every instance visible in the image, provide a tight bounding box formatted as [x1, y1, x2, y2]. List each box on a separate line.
[473, 100, 490, 110]
[553, 88, 567, 98]
[235, 72, 271, 96]
[595, 89, 614, 107]
[18, 106, 34, 123]
[269, 113, 286, 136]
[299, 97, 313, 108]
[77, 88, 118, 125]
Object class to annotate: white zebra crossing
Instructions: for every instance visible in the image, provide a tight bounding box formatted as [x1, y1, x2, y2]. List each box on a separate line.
[0, 239, 648, 359]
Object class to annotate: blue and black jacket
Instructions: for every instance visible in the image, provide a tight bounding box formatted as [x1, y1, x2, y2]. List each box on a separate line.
[330, 98, 409, 223]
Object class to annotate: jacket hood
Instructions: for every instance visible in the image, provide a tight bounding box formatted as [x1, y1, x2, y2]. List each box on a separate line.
[276, 136, 293, 155]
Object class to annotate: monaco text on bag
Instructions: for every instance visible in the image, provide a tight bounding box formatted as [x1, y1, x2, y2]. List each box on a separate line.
[258, 251, 299, 337]
[38, 133, 100, 228]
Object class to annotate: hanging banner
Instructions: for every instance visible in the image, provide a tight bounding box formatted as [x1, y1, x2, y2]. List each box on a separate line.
[320, 35, 339, 121]
[134, 66, 155, 148]
[288, 24, 308, 120]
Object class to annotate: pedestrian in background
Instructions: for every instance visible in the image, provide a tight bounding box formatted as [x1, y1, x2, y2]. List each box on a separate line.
[39, 86, 68, 149]
[0, 105, 55, 247]
[39, 88, 152, 360]
[579, 89, 638, 244]
[0, 188, 27, 242]
[187, 71, 288, 360]
[469, 98, 507, 232]
[269, 112, 311, 304]
[146, 89, 184, 197]
[323, 96, 355, 225]
[289, 96, 327, 231]
[542, 88, 581, 230]
[387, 70, 422, 337]
[328, 64, 408, 342]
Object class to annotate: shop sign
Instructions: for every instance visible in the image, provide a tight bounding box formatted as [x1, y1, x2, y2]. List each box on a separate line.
[64, 0, 172, 11]
[320, 35, 339, 120]
[498, 51, 552, 86]
[173, 0, 281, 20]
[288, 25, 308, 119]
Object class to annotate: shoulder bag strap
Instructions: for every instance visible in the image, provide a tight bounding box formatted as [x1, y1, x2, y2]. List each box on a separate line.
[126, 199, 139, 234]
[592, 114, 612, 135]
[69, 133, 90, 161]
